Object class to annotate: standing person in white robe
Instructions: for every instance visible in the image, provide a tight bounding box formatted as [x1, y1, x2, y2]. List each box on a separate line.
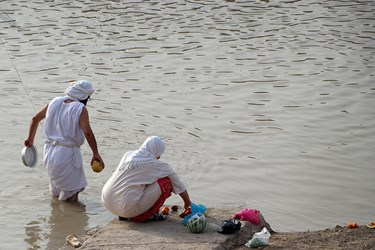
[24, 80, 105, 202]
[101, 136, 191, 222]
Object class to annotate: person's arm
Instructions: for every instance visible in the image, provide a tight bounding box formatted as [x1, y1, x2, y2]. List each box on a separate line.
[79, 107, 105, 168]
[179, 190, 191, 209]
[166, 171, 191, 208]
[24, 104, 48, 147]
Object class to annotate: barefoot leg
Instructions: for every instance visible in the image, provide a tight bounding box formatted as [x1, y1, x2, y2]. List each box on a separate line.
[66, 192, 79, 203]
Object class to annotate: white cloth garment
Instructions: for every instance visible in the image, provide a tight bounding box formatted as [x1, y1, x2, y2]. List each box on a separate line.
[43, 96, 87, 200]
[101, 136, 186, 218]
[64, 80, 95, 101]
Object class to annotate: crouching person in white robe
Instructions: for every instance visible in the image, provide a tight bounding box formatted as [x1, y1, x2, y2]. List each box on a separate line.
[24, 80, 105, 202]
[101, 136, 191, 222]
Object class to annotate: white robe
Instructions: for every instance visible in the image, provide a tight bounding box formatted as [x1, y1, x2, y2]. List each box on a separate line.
[43, 96, 87, 200]
[101, 137, 186, 218]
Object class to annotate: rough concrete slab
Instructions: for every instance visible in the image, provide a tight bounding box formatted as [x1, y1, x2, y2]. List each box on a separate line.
[76, 207, 272, 250]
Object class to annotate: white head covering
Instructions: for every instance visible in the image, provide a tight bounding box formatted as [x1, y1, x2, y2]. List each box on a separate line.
[125, 136, 165, 163]
[65, 80, 95, 101]
[139, 136, 165, 159]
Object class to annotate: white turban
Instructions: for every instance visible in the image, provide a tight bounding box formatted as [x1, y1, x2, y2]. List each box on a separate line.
[65, 80, 95, 101]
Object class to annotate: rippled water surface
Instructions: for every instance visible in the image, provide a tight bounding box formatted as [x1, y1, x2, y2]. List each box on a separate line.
[1, 0, 374, 249]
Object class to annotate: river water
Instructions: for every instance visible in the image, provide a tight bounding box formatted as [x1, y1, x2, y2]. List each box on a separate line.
[1, 0, 374, 249]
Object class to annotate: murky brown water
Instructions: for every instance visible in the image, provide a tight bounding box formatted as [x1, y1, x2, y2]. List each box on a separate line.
[1, 0, 374, 249]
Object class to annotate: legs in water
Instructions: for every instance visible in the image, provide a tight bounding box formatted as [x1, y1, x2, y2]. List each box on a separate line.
[50, 182, 82, 203]
[66, 192, 79, 203]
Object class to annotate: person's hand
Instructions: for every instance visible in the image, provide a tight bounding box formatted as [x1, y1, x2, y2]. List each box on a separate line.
[24, 138, 33, 147]
[179, 190, 191, 209]
[91, 154, 105, 169]
[184, 201, 191, 210]
[179, 206, 192, 218]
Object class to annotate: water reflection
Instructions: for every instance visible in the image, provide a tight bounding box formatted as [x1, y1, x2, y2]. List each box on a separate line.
[25, 220, 42, 250]
[24, 199, 88, 249]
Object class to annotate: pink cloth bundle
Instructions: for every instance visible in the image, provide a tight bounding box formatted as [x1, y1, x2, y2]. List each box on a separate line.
[233, 208, 261, 225]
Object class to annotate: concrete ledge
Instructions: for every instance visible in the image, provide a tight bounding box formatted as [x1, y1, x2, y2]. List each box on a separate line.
[78, 207, 272, 250]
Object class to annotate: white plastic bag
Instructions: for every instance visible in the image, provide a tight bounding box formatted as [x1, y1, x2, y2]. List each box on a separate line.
[245, 227, 271, 248]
